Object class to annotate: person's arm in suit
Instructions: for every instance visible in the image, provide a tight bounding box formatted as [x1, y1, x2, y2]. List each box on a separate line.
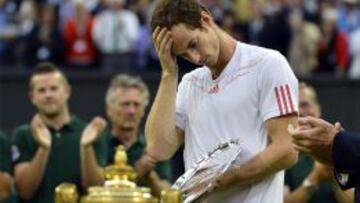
[333, 131, 360, 171]
[332, 131, 360, 193]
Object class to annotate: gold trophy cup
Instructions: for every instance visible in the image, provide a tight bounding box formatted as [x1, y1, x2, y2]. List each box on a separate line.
[55, 145, 182, 203]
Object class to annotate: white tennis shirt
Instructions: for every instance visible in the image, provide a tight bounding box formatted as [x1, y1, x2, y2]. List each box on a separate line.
[175, 42, 299, 202]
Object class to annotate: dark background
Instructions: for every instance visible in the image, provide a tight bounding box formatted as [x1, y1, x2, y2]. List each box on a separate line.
[1, 71, 360, 134]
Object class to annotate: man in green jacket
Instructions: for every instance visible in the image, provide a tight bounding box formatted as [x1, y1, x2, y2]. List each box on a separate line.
[105, 74, 171, 197]
[0, 130, 12, 202]
[12, 62, 107, 203]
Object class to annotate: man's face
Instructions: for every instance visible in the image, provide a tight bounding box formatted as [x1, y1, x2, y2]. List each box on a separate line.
[107, 88, 146, 131]
[30, 72, 70, 117]
[170, 13, 220, 67]
[299, 88, 320, 118]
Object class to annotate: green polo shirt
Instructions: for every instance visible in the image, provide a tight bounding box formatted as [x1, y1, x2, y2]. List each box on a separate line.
[12, 116, 107, 203]
[0, 131, 11, 174]
[285, 153, 338, 203]
[0, 131, 17, 203]
[107, 133, 172, 182]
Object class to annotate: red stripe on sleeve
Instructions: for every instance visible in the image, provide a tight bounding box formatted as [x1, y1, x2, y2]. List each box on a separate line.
[275, 87, 284, 115]
[285, 84, 295, 112]
[280, 86, 289, 114]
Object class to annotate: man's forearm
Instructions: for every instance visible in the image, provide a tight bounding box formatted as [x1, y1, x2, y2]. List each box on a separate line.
[145, 73, 180, 160]
[15, 147, 50, 200]
[80, 145, 104, 189]
[0, 172, 12, 201]
[219, 142, 297, 189]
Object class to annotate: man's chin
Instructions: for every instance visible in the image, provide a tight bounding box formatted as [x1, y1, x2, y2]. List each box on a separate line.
[40, 110, 61, 118]
[121, 126, 136, 132]
[119, 123, 137, 131]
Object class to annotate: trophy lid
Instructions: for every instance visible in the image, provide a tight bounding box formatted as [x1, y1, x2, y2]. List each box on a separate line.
[104, 145, 137, 182]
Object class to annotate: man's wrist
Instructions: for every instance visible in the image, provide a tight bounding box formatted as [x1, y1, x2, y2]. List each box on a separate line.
[144, 150, 158, 163]
[81, 143, 93, 150]
[38, 143, 51, 150]
[161, 70, 178, 78]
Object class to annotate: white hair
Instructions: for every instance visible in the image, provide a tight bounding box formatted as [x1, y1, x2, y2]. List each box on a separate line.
[106, 74, 150, 107]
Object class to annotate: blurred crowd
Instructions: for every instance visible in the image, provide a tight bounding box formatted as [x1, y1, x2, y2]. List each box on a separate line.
[0, 0, 360, 77]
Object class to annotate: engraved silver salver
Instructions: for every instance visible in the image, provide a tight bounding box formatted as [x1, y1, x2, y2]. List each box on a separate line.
[172, 140, 242, 203]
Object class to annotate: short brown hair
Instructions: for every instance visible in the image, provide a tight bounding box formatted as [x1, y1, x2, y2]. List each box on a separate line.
[150, 0, 210, 32]
[29, 62, 69, 91]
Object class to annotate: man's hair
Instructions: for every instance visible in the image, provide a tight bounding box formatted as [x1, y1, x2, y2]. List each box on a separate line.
[299, 82, 319, 105]
[106, 74, 150, 106]
[150, 0, 210, 32]
[29, 62, 69, 92]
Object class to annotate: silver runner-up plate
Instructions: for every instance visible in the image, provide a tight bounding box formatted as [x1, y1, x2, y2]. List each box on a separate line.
[172, 140, 242, 203]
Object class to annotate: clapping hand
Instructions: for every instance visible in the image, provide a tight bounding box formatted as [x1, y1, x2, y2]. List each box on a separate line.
[81, 117, 107, 147]
[31, 114, 51, 149]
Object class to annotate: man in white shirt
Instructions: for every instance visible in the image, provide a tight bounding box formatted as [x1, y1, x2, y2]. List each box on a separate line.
[92, 0, 139, 72]
[145, 0, 299, 202]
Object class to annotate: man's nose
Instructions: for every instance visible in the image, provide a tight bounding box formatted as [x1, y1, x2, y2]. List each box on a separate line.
[44, 89, 55, 98]
[127, 105, 137, 115]
[189, 51, 202, 65]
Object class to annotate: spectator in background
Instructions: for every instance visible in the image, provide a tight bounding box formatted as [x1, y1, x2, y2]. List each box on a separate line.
[317, 6, 349, 76]
[260, 0, 292, 57]
[288, 0, 321, 77]
[92, 0, 139, 73]
[284, 82, 354, 203]
[62, 0, 97, 69]
[337, 0, 360, 36]
[127, 0, 152, 22]
[219, 10, 242, 41]
[20, 5, 65, 67]
[199, 0, 226, 23]
[0, 0, 18, 65]
[348, 28, 360, 78]
[54, 0, 100, 28]
[16, 0, 37, 66]
[105, 74, 171, 197]
[129, 0, 154, 70]
[11, 62, 107, 203]
[0, 131, 12, 202]
[248, 0, 266, 45]
[231, 0, 253, 24]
